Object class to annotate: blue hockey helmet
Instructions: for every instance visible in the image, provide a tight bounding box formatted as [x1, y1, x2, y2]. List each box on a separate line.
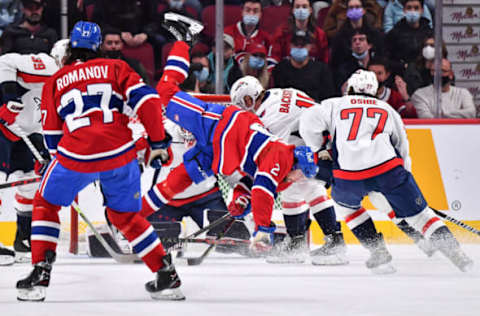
[70, 21, 102, 51]
[293, 146, 318, 178]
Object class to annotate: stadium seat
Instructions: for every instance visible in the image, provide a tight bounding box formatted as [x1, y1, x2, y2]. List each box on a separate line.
[85, 4, 95, 21]
[201, 5, 242, 40]
[122, 42, 155, 84]
[260, 5, 291, 34]
[317, 6, 330, 30]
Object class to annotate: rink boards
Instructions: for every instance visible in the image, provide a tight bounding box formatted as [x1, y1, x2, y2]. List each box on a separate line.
[0, 120, 479, 245]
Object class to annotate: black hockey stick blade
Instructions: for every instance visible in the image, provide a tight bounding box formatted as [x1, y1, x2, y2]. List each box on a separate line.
[432, 208, 480, 237]
[186, 217, 237, 266]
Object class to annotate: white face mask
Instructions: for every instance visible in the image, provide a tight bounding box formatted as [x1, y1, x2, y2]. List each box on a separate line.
[422, 45, 435, 60]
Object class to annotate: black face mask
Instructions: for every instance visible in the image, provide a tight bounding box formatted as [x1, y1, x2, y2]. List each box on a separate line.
[104, 50, 122, 59]
[441, 76, 451, 86]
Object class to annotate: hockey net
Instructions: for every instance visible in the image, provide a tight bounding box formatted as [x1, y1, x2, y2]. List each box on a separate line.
[67, 94, 238, 254]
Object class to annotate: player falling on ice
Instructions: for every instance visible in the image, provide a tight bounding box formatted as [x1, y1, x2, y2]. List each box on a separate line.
[16, 21, 184, 301]
[299, 69, 473, 273]
[229, 76, 348, 265]
[144, 14, 319, 253]
[0, 46, 60, 265]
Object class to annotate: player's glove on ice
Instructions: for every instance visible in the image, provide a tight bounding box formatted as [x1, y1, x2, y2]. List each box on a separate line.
[147, 132, 173, 169]
[250, 224, 276, 254]
[0, 101, 23, 125]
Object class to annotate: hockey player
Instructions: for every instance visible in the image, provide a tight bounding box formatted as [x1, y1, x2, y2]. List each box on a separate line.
[299, 69, 473, 273]
[229, 76, 347, 265]
[0, 47, 59, 265]
[16, 21, 184, 302]
[150, 15, 319, 253]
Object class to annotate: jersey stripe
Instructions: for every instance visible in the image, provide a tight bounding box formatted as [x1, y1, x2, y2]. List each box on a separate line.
[57, 140, 135, 162]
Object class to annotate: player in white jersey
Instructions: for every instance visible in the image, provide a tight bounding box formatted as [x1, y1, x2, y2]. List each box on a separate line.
[299, 70, 473, 273]
[230, 76, 347, 265]
[0, 48, 60, 265]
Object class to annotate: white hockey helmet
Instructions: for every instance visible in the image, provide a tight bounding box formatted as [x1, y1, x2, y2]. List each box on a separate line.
[230, 75, 264, 111]
[346, 69, 378, 97]
[50, 38, 70, 68]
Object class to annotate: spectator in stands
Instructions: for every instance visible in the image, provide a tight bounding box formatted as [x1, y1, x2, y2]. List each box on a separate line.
[92, 0, 153, 47]
[155, 0, 199, 20]
[385, 0, 433, 67]
[412, 58, 476, 118]
[322, 0, 382, 41]
[330, 0, 385, 67]
[335, 29, 373, 93]
[100, 28, 151, 85]
[272, 30, 335, 102]
[0, 0, 22, 37]
[191, 51, 215, 93]
[229, 42, 271, 89]
[207, 33, 243, 93]
[403, 36, 448, 96]
[271, 0, 329, 64]
[0, 0, 57, 54]
[383, 0, 432, 34]
[224, 0, 274, 67]
[368, 57, 417, 118]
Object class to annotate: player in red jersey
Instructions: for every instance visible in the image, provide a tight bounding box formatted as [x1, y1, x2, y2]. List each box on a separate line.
[149, 14, 318, 253]
[16, 21, 184, 302]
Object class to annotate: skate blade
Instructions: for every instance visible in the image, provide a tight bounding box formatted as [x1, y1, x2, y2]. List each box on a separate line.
[369, 263, 396, 275]
[15, 252, 31, 263]
[0, 255, 15, 266]
[150, 288, 186, 301]
[164, 12, 204, 34]
[311, 254, 349, 266]
[17, 287, 46, 302]
[459, 260, 474, 273]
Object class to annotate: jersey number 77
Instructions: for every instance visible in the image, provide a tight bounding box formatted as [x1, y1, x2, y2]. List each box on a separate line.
[340, 107, 388, 140]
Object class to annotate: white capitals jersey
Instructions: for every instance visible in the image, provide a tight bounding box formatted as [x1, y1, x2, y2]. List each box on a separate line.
[299, 95, 411, 180]
[0, 53, 58, 136]
[158, 119, 217, 200]
[255, 88, 316, 145]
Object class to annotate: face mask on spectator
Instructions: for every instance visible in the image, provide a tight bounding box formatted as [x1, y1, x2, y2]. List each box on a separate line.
[346, 8, 364, 21]
[272, 0, 283, 6]
[194, 67, 209, 82]
[352, 49, 369, 60]
[404, 11, 421, 24]
[293, 8, 310, 21]
[169, 0, 183, 10]
[243, 14, 259, 26]
[422, 45, 435, 60]
[290, 47, 308, 62]
[248, 56, 265, 69]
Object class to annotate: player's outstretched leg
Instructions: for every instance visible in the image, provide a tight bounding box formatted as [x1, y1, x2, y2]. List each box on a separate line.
[16, 250, 56, 301]
[311, 207, 348, 266]
[405, 207, 473, 272]
[368, 191, 436, 257]
[266, 210, 309, 264]
[107, 208, 185, 300]
[0, 242, 15, 266]
[339, 205, 396, 274]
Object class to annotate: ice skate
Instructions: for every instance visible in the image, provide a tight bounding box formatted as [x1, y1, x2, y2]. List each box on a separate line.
[365, 233, 396, 274]
[430, 226, 473, 272]
[162, 12, 203, 46]
[0, 242, 15, 266]
[16, 250, 56, 302]
[311, 232, 349, 266]
[415, 237, 436, 257]
[266, 234, 308, 264]
[14, 229, 31, 263]
[145, 253, 185, 300]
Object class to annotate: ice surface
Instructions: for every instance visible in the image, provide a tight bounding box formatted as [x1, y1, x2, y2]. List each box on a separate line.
[1, 244, 480, 316]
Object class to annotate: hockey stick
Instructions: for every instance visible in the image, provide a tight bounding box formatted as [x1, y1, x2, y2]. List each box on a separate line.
[0, 177, 41, 190]
[186, 217, 237, 266]
[71, 201, 140, 263]
[432, 208, 480, 237]
[179, 237, 251, 246]
[183, 212, 233, 241]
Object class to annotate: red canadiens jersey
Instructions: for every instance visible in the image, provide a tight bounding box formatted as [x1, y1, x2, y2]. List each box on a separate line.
[42, 58, 165, 172]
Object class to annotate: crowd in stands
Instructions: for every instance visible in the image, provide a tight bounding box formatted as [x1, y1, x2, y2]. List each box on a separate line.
[0, 0, 476, 118]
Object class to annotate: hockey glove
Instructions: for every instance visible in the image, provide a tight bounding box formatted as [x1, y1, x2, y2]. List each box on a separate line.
[147, 132, 173, 169]
[0, 101, 23, 125]
[250, 224, 276, 254]
[228, 185, 251, 219]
